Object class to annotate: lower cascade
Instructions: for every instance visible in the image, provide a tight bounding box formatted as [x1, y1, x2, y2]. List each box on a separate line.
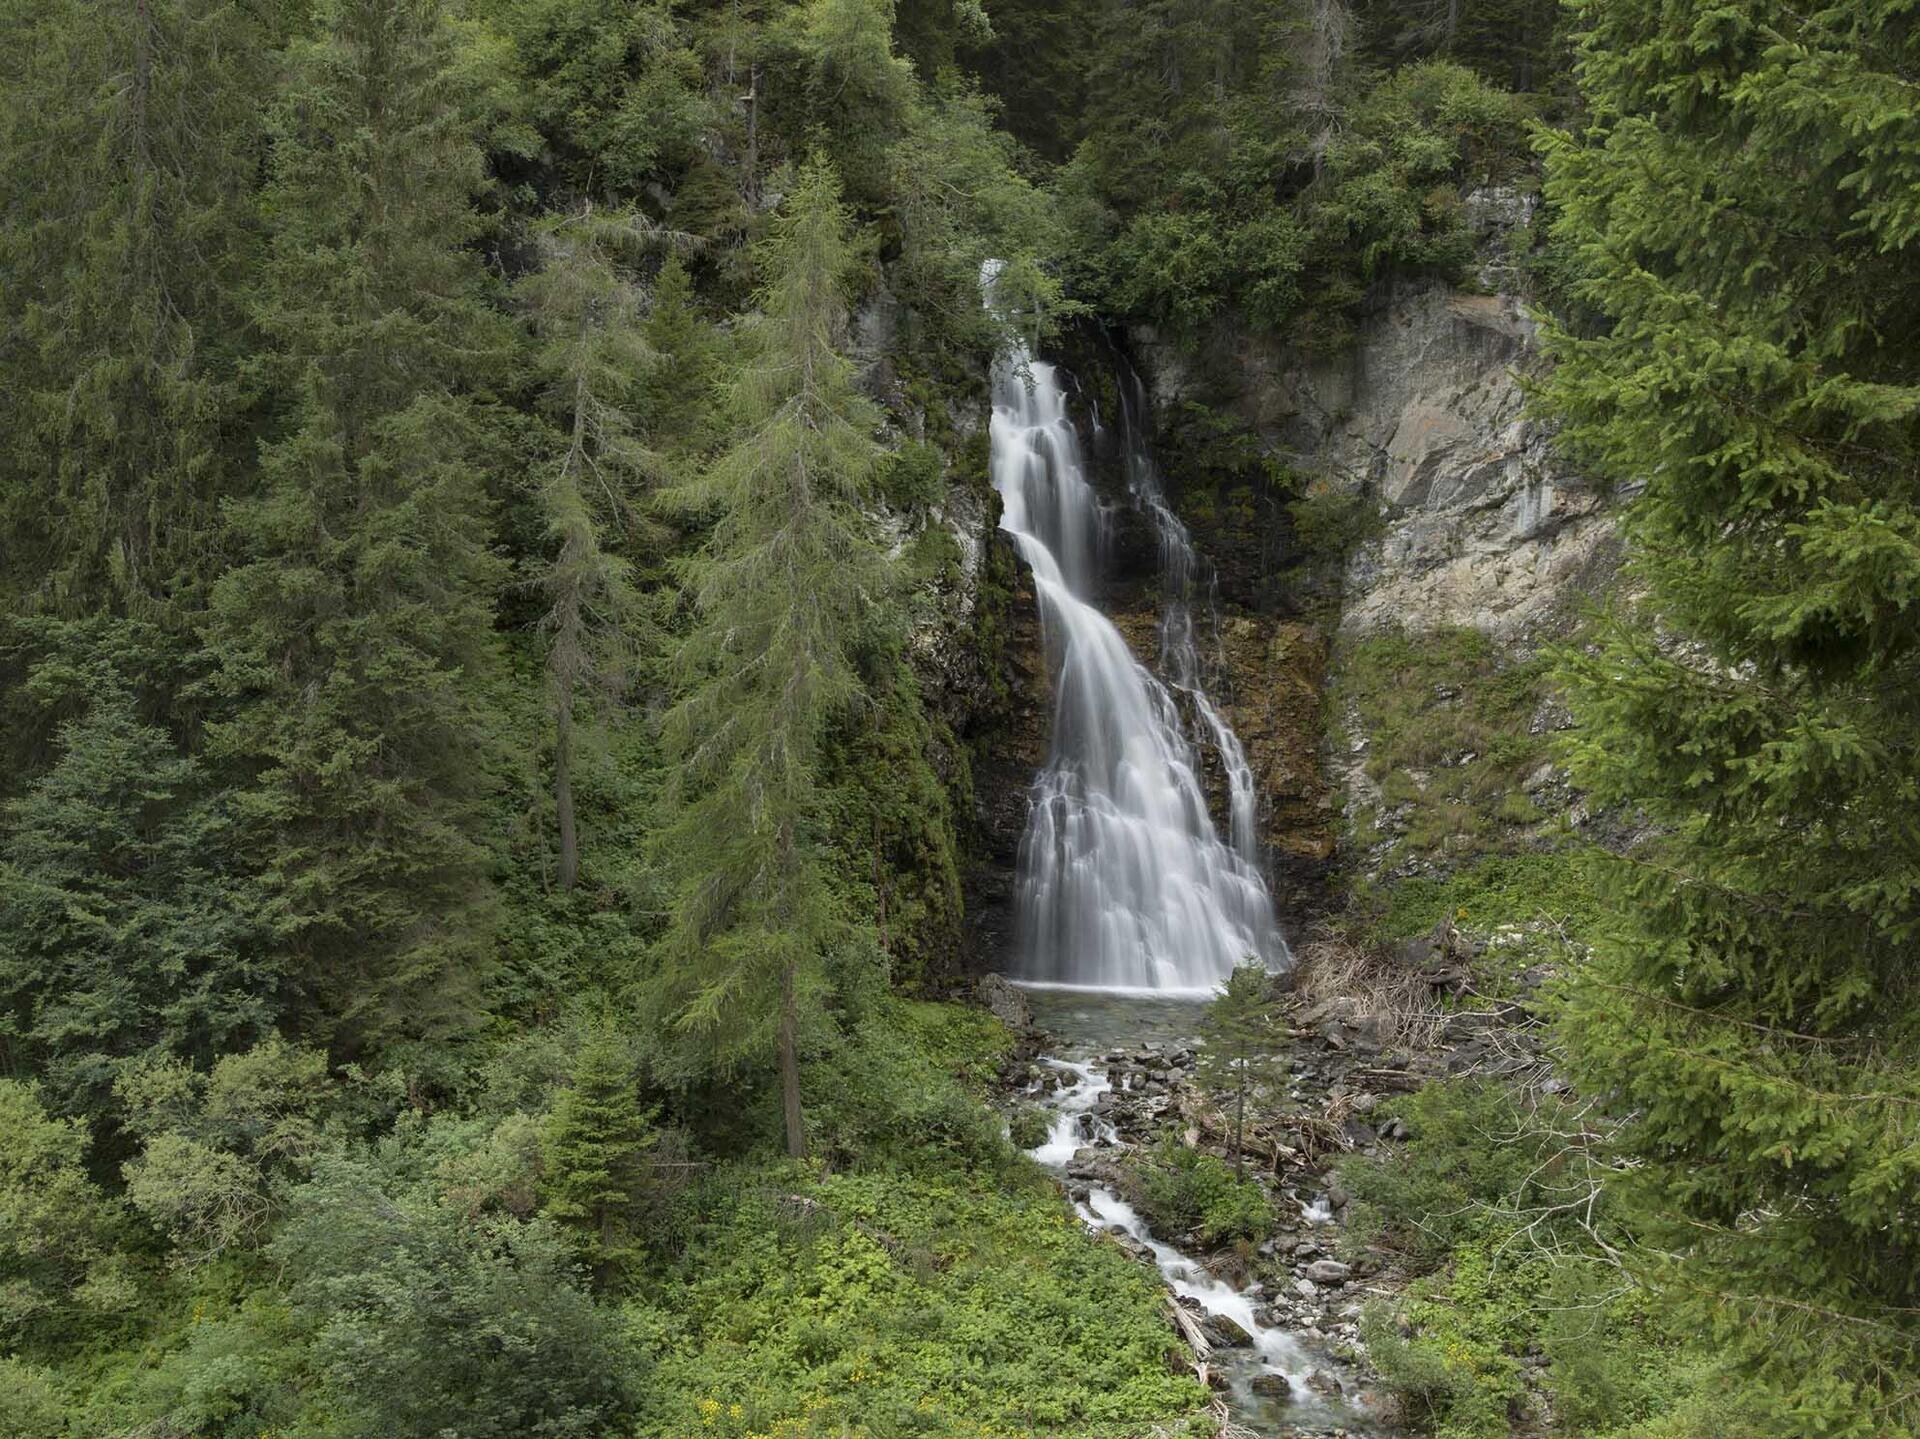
[990, 338, 1289, 993]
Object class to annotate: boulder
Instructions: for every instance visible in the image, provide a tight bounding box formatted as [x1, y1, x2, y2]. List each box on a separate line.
[1305, 1259, 1352, 1284]
[975, 974, 1031, 1031]
[1201, 1313, 1255, 1348]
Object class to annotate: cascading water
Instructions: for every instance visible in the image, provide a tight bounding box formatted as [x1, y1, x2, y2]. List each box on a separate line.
[990, 336, 1289, 993]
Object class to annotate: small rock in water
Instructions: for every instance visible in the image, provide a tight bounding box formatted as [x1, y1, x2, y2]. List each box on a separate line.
[1202, 1313, 1255, 1348]
[1305, 1369, 1344, 1397]
[1293, 1278, 1319, 1299]
[1248, 1373, 1293, 1401]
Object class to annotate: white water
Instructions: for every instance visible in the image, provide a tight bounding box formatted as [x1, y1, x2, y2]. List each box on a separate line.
[990, 341, 1289, 993]
[1027, 1058, 1315, 1405]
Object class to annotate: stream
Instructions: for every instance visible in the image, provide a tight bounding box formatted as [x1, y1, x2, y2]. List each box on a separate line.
[1017, 988, 1386, 1437]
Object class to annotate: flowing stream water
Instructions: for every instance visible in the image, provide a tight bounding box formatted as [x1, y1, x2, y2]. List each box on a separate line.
[985, 309, 1377, 1432]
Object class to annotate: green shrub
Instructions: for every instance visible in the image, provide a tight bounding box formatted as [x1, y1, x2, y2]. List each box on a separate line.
[1133, 1142, 1273, 1247]
[1288, 483, 1382, 560]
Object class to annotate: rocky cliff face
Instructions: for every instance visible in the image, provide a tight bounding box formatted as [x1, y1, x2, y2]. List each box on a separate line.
[1128, 190, 1615, 908]
[1141, 193, 1618, 649]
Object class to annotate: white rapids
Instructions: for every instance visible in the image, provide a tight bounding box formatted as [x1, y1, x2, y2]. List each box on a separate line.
[1027, 1058, 1315, 1405]
[989, 336, 1289, 993]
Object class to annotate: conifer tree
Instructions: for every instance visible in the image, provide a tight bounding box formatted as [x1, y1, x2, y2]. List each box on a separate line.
[1538, 5, 1920, 1430]
[0, 0, 274, 617]
[201, 0, 514, 1053]
[656, 157, 887, 1159]
[0, 679, 264, 1118]
[518, 209, 665, 893]
[1196, 963, 1286, 1177]
[642, 254, 720, 456]
[541, 1024, 657, 1290]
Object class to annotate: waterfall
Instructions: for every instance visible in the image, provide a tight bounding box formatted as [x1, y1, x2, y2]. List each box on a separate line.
[990, 333, 1290, 994]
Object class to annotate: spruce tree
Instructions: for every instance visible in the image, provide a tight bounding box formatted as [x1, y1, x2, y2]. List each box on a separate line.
[200, 0, 513, 1054]
[641, 254, 719, 457]
[517, 209, 664, 893]
[0, 0, 274, 617]
[656, 157, 887, 1159]
[0, 680, 264, 1119]
[1538, 5, 1920, 1430]
[1196, 963, 1286, 1177]
[541, 1024, 657, 1290]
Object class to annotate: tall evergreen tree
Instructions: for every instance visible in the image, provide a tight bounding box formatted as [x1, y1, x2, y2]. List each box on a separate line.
[0, 0, 274, 617]
[0, 678, 264, 1119]
[641, 253, 720, 456]
[656, 158, 887, 1159]
[201, 0, 514, 1054]
[1539, 5, 1920, 1431]
[518, 210, 664, 893]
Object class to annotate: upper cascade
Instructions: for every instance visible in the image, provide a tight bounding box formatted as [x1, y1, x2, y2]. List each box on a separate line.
[988, 323, 1290, 994]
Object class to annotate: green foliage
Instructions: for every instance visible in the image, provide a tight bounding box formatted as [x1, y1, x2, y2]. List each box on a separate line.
[274, 1152, 638, 1439]
[1194, 964, 1288, 1176]
[654, 158, 889, 1156]
[1335, 624, 1553, 869]
[517, 207, 665, 894]
[0, 1358, 64, 1439]
[1360, 1246, 1535, 1438]
[1537, 2, 1920, 1427]
[541, 1024, 659, 1289]
[642, 1164, 1203, 1437]
[479, 0, 705, 190]
[1341, 1078, 1556, 1263]
[0, 675, 265, 1118]
[0, 0, 271, 617]
[1287, 481, 1383, 562]
[1352, 0, 1568, 95]
[1344, 1078, 1694, 1438]
[200, 0, 515, 1056]
[1366, 849, 1604, 942]
[1055, 0, 1533, 344]
[1132, 1142, 1273, 1248]
[116, 1038, 333, 1267]
[0, 1079, 136, 1353]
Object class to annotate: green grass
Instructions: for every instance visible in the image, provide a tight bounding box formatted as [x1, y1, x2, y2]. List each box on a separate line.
[1363, 849, 1605, 942]
[1335, 625, 1554, 870]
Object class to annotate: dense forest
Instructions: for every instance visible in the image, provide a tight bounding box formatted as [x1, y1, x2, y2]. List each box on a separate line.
[1, 2, 1916, 1437]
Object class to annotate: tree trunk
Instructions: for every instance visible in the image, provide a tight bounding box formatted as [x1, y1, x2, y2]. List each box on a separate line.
[744, 62, 760, 207]
[779, 959, 807, 1159]
[1233, 1077, 1246, 1179]
[555, 696, 578, 892]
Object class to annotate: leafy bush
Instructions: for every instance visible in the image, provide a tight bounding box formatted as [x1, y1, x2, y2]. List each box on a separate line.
[640, 1166, 1203, 1437]
[1132, 1142, 1273, 1247]
[1288, 483, 1382, 561]
[1340, 1079, 1552, 1263]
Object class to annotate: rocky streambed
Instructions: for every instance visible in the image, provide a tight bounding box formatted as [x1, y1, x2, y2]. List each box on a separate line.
[985, 981, 1427, 1438]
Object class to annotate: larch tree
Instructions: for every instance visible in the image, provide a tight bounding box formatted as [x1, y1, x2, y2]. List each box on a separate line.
[656, 157, 886, 1160]
[200, 0, 514, 1055]
[1538, 4, 1920, 1432]
[517, 209, 666, 894]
